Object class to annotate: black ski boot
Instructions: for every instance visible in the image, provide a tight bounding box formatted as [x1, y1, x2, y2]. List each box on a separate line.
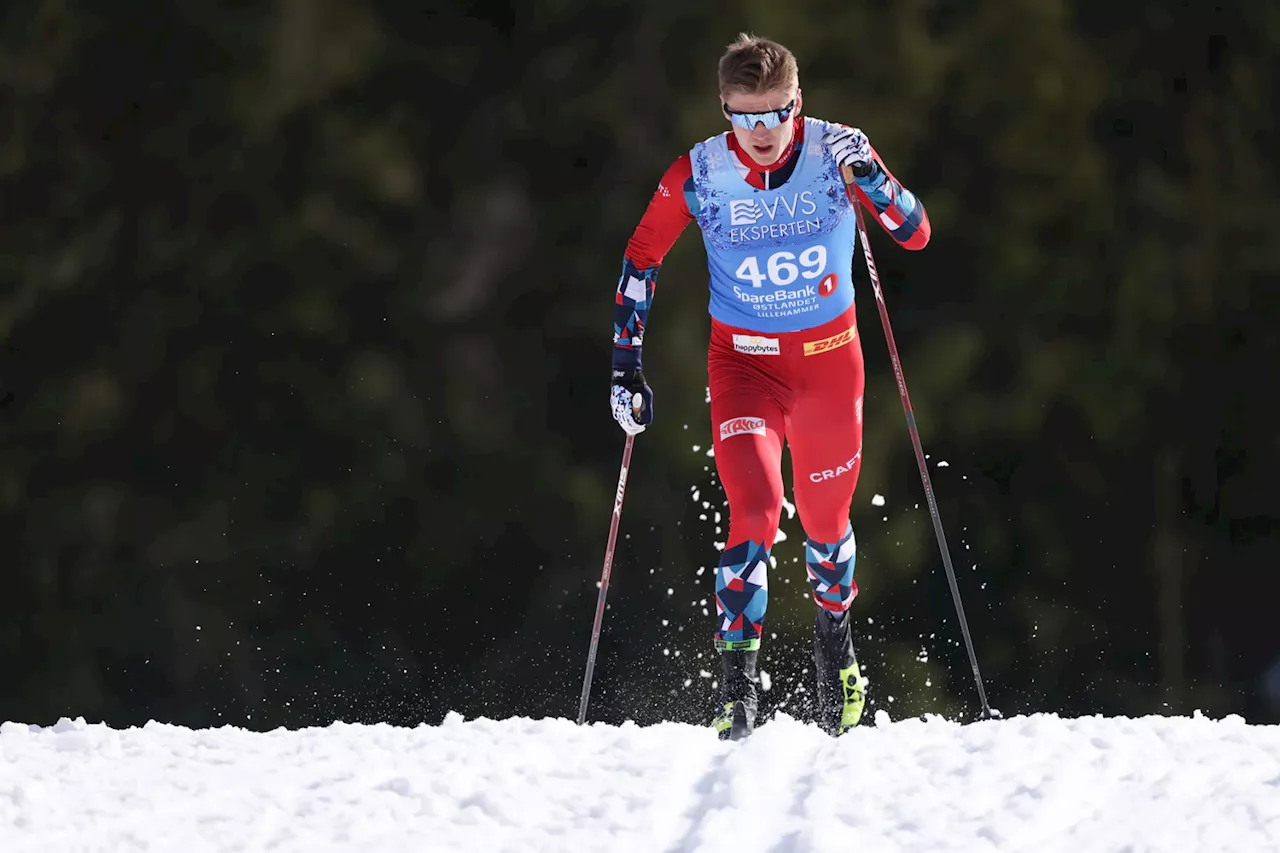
[813, 610, 867, 736]
[712, 645, 759, 741]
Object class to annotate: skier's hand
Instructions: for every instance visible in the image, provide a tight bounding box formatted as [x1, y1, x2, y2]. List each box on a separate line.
[824, 126, 874, 179]
[610, 367, 653, 436]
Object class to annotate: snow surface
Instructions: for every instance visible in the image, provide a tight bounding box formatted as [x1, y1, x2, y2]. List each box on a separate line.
[3, 712, 1280, 852]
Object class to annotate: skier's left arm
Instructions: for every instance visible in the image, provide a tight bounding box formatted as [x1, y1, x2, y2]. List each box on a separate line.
[825, 125, 931, 250]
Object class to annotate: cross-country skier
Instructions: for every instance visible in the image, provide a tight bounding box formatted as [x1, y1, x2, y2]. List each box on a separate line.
[609, 33, 930, 740]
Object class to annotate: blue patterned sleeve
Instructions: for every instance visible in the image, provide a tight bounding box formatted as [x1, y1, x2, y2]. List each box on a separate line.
[611, 153, 696, 373]
[847, 142, 931, 250]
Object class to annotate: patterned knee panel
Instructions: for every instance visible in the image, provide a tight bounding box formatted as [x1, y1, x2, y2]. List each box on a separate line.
[806, 523, 858, 613]
[713, 539, 770, 650]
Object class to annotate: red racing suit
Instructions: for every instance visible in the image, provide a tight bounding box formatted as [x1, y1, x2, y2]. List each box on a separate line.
[612, 117, 929, 648]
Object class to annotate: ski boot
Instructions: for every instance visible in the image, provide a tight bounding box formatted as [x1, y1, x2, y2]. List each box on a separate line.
[813, 609, 866, 735]
[712, 642, 759, 741]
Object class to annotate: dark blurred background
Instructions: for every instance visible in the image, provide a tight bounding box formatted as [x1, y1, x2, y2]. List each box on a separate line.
[1, 1, 1277, 732]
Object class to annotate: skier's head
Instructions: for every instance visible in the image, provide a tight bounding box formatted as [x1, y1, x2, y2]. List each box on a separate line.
[718, 33, 802, 167]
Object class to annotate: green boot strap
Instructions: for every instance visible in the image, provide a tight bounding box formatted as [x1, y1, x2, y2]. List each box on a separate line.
[838, 663, 867, 732]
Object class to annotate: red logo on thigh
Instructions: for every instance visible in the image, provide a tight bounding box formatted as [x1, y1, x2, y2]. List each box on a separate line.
[720, 417, 767, 440]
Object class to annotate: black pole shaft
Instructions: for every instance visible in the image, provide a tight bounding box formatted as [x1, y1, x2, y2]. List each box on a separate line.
[843, 165, 995, 718]
[577, 433, 636, 725]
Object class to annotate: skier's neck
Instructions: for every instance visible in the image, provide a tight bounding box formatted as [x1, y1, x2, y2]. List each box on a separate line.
[728, 119, 805, 191]
[728, 118, 803, 173]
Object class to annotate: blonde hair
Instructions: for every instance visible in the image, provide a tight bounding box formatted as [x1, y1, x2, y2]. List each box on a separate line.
[717, 33, 799, 97]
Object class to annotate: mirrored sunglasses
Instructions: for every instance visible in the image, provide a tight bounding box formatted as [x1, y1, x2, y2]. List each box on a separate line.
[722, 99, 796, 131]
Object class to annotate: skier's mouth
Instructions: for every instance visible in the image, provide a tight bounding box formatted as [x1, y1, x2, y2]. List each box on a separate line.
[752, 142, 773, 158]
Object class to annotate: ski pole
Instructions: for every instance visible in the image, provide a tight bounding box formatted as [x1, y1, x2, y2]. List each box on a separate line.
[841, 163, 996, 720]
[577, 430, 636, 725]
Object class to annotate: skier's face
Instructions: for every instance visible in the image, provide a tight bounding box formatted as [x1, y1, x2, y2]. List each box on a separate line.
[722, 87, 801, 166]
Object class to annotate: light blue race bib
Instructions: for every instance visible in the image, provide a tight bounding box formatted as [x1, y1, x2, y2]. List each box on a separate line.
[690, 117, 858, 333]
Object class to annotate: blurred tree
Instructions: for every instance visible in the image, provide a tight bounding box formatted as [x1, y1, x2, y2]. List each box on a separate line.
[0, 0, 1275, 732]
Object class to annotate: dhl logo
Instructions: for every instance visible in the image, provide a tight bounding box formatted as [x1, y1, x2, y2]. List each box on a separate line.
[802, 326, 857, 356]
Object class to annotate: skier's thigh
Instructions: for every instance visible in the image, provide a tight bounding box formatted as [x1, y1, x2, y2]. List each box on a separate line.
[788, 382, 863, 544]
[711, 387, 786, 536]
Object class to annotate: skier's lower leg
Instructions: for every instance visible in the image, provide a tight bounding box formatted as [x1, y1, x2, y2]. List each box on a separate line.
[806, 522, 866, 734]
[712, 538, 770, 740]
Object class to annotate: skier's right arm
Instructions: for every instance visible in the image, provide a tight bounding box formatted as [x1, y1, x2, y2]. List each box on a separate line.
[610, 153, 696, 435]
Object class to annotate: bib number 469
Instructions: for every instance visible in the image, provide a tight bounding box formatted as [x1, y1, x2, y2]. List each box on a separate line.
[735, 246, 828, 287]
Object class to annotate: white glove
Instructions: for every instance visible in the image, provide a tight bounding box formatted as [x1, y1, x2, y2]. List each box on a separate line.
[824, 126, 872, 176]
[610, 385, 648, 435]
